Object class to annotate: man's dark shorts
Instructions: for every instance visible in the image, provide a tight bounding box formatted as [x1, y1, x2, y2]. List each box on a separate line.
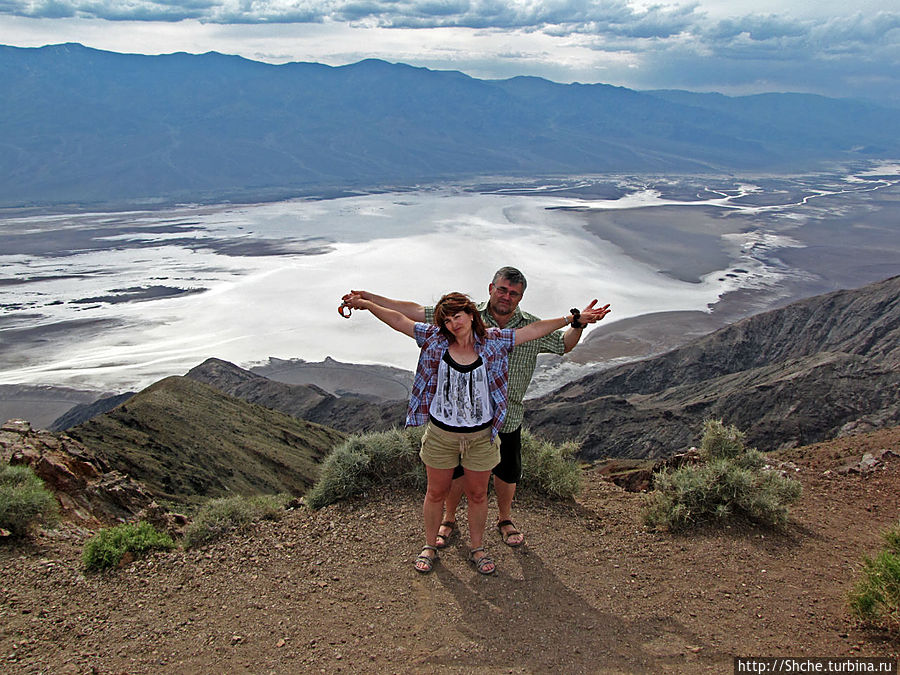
[451, 427, 522, 484]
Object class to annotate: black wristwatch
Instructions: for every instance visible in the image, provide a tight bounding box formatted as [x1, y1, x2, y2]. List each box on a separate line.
[569, 307, 584, 329]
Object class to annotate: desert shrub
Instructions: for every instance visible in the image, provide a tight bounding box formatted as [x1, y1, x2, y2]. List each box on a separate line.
[699, 419, 747, 461]
[519, 429, 582, 498]
[182, 493, 292, 549]
[305, 426, 582, 509]
[82, 521, 175, 571]
[305, 427, 425, 509]
[642, 419, 802, 531]
[849, 519, 900, 634]
[0, 463, 58, 538]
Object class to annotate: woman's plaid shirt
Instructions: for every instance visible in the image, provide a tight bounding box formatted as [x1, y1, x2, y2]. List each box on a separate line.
[407, 322, 515, 440]
[426, 303, 566, 432]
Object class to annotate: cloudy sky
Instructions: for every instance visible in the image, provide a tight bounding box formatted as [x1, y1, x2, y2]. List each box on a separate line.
[2, 0, 898, 104]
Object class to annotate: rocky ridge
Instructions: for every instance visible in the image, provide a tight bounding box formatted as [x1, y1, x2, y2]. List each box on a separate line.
[66, 376, 345, 507]
[526, 275, 900, 459]
[0, 419, 183, 533]
[185, 358, 407, 434]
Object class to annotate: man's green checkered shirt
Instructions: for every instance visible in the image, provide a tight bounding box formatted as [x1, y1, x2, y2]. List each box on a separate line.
[424, 301, 565, 432]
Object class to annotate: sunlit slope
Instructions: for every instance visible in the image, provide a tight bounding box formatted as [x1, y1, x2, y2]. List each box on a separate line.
[68, 376, 345, 506]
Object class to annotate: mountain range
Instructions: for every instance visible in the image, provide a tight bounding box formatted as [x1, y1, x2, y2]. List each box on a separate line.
[2, 43, 900, 208]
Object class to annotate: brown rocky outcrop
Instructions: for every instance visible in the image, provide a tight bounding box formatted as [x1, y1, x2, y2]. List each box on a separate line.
[0, 419, 186, 533]
[595, 447, 703, 492]
[832, 447, 898, 475]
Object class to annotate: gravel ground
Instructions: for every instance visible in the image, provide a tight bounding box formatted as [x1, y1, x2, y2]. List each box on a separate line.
[2, 428, 899, 674]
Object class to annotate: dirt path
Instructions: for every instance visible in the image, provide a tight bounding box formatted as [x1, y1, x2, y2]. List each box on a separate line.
[2, 431, 899, 673]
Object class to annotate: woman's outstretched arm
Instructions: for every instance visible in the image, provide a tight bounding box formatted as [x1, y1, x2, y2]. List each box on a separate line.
[342, 292, 417, 338]
[341, 290, 426, 322]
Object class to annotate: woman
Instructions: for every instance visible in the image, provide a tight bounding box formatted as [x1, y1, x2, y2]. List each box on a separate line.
[342, 290, 604, 575]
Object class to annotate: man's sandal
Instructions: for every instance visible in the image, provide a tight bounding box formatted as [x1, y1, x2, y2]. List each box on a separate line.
[468, 547, 496, 575]
[497, 519, 524, 547]
[415, 545, 439, 574]
[435, 521, 458, 549]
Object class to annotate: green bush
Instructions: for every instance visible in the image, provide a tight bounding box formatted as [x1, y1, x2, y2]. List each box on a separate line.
[182, 493, 292, 548]
[849, 519, 900, 634]
[305, 427, 425, 509]
[642, 419, 802, 531]
[0, 463, 58, 538]
[82, 521, 175, 571]
[700, 419, 747, 461]
[519, 429, 582, 499]
[305, 426, 582, 510]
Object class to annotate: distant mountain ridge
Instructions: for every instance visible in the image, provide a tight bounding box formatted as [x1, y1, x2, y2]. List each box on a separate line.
[184, 357, 407, 433]
[526, 275, 900, 459]
[2, 43, 899, 207]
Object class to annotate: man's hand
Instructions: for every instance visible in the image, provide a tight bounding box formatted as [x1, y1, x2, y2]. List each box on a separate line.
[562, 300, 610, 352]
[578, 300, 611, 325]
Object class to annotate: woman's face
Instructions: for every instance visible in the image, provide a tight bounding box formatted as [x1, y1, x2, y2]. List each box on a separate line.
[443, 310, 473, 339]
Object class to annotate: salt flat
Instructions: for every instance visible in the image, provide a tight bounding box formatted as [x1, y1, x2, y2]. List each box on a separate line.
[1, 166, 898, 407]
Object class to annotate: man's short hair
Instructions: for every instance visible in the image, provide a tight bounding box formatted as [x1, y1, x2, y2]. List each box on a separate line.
[492, 266, 527, 291]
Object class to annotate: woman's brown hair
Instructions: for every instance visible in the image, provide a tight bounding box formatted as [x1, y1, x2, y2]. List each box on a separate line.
[433, 292, 486, 342]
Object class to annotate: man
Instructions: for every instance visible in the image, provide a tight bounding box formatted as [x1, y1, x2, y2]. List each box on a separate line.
[346, 266, 610, 547]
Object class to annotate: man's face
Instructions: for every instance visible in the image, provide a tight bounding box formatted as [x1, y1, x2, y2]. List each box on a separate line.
[488, 278, 525, 316]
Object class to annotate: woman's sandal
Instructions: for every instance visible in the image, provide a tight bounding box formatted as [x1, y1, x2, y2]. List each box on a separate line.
[468, 547, 496, 575]
[414, 545, 439, 574]
[435, 521, 458, 549]
[497, 519, 524, 547]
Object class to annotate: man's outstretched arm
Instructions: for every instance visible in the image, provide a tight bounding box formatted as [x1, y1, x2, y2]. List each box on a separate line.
[563, 300, 611, 353]
[342, 290, 426, 322]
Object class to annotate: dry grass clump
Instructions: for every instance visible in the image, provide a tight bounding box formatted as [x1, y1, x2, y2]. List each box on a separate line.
[182, 493, 292, 549]
[305, 428, 426, 509]
[849, 518, 900, 634]
[519, 429, 582, 498]
[82, 521, 175, 571]
[642, 419, 802, 531]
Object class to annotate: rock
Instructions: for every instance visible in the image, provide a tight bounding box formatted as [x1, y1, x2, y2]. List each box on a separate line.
[1, 418, 182, 529]
[604, 466, 654, 493]
[835, 450, 893, 475]
[764, 460, 801, 477]
[136, 502, 190, 538]
[1, 419, 32, 434]
[597, 447, 702, 492]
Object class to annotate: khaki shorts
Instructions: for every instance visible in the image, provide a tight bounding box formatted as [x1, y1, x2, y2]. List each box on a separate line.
[419, 422, 501, 472]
